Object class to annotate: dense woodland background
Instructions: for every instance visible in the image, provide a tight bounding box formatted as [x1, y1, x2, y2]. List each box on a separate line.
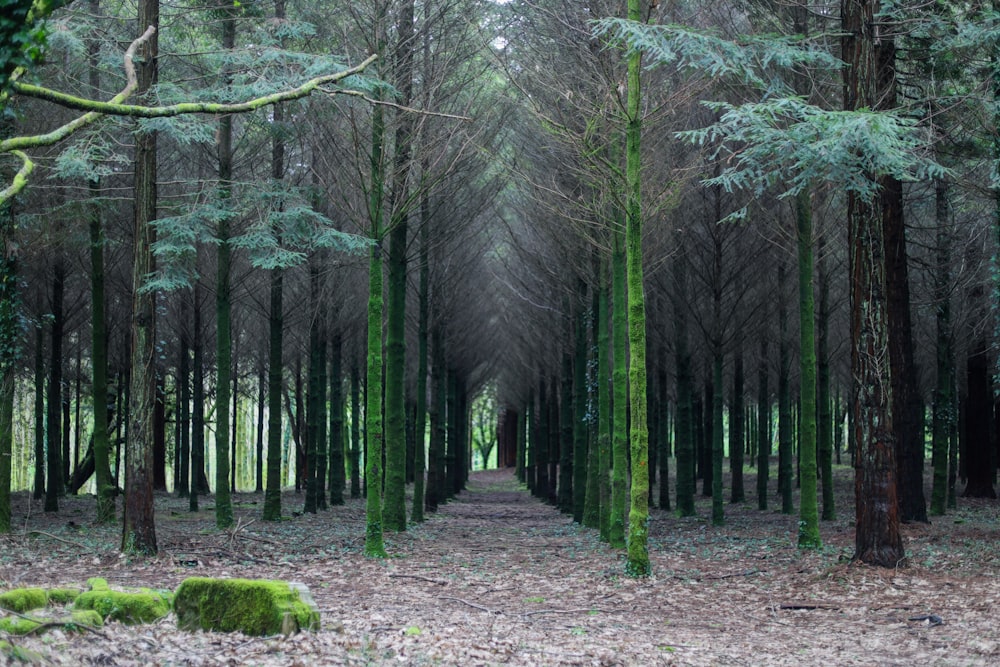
[0, 0, 998, 573]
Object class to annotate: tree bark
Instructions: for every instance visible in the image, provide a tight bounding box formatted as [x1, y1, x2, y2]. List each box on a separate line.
[121, 0, 159, 555]
[843, 0, 905, 567]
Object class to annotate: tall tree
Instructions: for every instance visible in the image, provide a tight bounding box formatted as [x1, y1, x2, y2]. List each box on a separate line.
[213, 0, 237, 530]
[383, 0, 417, 533]
[623, 0, 650, 577]
[122, 0, 160, 554]
[843, 0, 905, 567]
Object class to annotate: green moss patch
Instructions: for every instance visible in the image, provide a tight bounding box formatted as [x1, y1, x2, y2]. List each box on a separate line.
[46, 588, 82, 605]
[174, 577, 320, 636]
[0, 639, 44, 663]
[0, 588, 48, 613]
[73, 581, 172, 624]
[0, 609, 102, 636]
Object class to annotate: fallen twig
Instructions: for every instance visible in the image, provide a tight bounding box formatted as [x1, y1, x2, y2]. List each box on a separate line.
[26, 531, 90, 552]
[389, 573, 448, 586]
[777, 602, 841, 611]
[438, 596, 499, 614]
[522, 607, 618, 618]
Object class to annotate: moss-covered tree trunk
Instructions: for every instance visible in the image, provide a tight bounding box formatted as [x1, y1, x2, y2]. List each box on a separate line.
[595, 255, 611, 537]
[624, 0, 649, 576]
[796, 188, 820, 548]
[843, 0, 905, 566]
[383, 0, 416, 533]
[122, 0, 159, 555]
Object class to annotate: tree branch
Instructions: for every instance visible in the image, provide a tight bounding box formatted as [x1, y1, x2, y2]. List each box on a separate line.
[9, 52, 377, 122]
[0, 150, 34, 203]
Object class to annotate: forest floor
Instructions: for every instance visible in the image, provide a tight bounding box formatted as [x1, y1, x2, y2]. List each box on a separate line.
[1, 465, 998, 666]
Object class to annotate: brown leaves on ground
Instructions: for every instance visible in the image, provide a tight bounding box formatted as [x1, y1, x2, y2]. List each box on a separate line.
[0, 468, 997, 665]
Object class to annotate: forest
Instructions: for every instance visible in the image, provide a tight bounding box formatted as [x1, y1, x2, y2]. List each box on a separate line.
[0, 0, 998, 664]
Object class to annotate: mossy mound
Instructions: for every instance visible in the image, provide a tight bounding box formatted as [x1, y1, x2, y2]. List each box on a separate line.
[73, 580, 171, 624]
[46, 588, 82, 605]
[0, 609, 103, 636]
[0, 588, 48, 613]
[174, 577, 320, 636]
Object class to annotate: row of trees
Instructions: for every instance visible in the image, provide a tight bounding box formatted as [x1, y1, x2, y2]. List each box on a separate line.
[0, 0, 998, 574]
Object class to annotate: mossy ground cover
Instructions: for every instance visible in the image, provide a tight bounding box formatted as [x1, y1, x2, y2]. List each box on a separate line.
[0, 468, 997, 665]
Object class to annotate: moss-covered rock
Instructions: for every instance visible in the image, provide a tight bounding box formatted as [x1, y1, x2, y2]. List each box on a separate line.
[0, 588, 48, 613]
[85, 578, 109, 592]
[173, 577, 320, 636]
[0, 616, 42, 635]
[46, 587, 82, 605]
[73, 581, 172, 624]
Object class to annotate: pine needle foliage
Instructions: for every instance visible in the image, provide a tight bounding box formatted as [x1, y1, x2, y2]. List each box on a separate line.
[680, 98, 947, 218]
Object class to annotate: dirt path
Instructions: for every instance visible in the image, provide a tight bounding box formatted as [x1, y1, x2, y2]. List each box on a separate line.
[2, 468, 998, 665]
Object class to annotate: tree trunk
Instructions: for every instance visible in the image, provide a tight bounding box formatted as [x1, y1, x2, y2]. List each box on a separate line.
[796, 188, 820, 547]
[190, 280, 207, 511]
[884, 171, 926, 523]
[212, 3, 236, 530]
[609, 225, 627, 548]
[843, 0, 905, 567]
[674, 255, 695, 517]
[731, 345, 745, 504]
[572, 280, 588, 522]
[426, 324, 445, 512]
[596, 254, 613, 536]
[176, 306, 190, 499]
[818, 228, 834, 521]
[329, 332, 345, 506]
[33, 325, 44, 500]
[45, 261, 65, 512]
[624, 0, 650, 575]
[122, 0, 159, 555]
[255, 364, 264, 494]
[757, 335, 770, 510]
[350, 361, 361, 499]
[383, 0, 416, 533]
[930, 177, 953, 516]
[0, 161, 15, 532]
[777, 259, 794, 515]
[559, 351, 573, 513]
[411, 187, 430, 522]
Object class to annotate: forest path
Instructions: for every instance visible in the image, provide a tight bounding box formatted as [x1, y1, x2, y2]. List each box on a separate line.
[3, 469, 998, 665]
